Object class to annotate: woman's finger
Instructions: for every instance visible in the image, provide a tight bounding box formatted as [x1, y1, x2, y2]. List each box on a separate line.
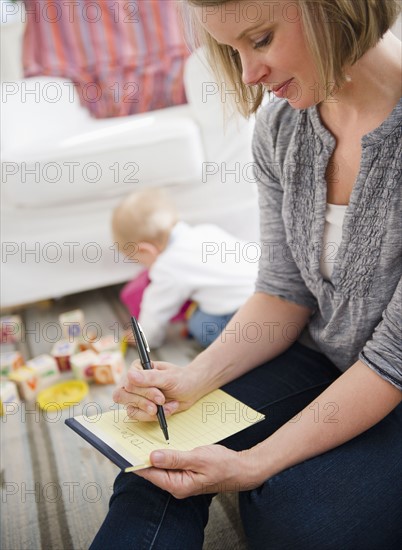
[150, 448, 200, 470]
[126, 401, 179, 421]
[113, 385, 165, 408]
[124, 366, 172, 394]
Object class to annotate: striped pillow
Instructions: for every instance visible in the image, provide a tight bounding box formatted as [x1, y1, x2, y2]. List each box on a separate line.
[22, 0, 190, 118]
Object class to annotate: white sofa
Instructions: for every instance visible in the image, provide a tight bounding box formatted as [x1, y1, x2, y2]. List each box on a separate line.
[1, 10, 259, 309]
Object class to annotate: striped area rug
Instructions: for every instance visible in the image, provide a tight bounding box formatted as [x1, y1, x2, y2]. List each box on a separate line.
[1, 285, 247, 549]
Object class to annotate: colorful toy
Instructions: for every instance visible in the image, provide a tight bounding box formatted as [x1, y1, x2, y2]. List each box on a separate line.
[26, 354, 60, 389]
[93, 351, 126, 385]
[8, 367, 38, 401]
[0, 351, 25, 376]
[120, 338, 128, 356]
[59, 309, 85, 340]
[77, 329, 100, 351]
[1, 307, 130, 401]
[0, 380, 20, 415]
[51, 340, 78, 371]
[37, 380, 89, 411]
[91, 335, 120, 354]
[70, 350, 98, 382]
[1, 315, 24, 344]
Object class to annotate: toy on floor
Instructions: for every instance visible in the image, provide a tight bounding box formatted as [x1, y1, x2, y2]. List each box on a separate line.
[59, 309, 85, 340]
[36, 380, 89, 411]
[1, 309, 129, 407]
[1, 315, 24, 344]
[8, 367, 40, 401]
[0, 351, 24, 376]
[26, 354, 60, 386]
[51, 340, 78, 371]
[93, 351, 125, 384]
[0, 380, 20, 415]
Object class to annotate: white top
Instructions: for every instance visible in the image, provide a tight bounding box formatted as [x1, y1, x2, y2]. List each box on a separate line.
[320, 203, 348, 281]
[139, 222, 258, 348]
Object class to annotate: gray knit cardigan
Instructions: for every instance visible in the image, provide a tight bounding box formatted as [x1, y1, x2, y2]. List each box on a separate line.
[253, 96, 402, 389]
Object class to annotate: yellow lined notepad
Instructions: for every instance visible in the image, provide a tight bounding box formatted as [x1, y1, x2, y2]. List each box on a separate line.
[68, 389, 264, 472]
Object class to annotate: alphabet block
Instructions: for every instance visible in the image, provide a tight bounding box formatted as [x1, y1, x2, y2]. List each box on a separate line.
[0, 380, 20, 415]
[26, 354, 60, 390]
[70, 350, 98, 382]
[1, 315, 24, 343]
[8, 367, 39, 401]
[59, 309, 85, 340]
[93, 351, 126, 385]
[0, 351, 25, 376]
[91, 335, 120, 354]
[51, 340, 78, 372]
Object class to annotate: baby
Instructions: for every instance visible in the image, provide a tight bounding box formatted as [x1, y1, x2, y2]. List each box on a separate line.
[112, 189, 258, 349]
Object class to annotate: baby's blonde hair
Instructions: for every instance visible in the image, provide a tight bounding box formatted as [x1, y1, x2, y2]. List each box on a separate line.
[112, 188, 179, 249]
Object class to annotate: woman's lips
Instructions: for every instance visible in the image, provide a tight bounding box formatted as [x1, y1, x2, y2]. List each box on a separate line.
[272, 78, 294, 98]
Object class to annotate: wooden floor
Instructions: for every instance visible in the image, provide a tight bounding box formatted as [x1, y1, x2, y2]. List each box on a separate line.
[1, 284, 247, 550]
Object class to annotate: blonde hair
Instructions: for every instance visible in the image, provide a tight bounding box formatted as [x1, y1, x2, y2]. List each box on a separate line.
[182, 0, 401, 117]
[112, 189, 178, 249]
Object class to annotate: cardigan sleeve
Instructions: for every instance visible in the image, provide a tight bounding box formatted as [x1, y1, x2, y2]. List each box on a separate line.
[359, 276, 402, 390]
[253, 105, 317, 311]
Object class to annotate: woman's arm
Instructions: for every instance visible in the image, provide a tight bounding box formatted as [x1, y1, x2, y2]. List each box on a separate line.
[114, 291, 312, 418]
[245, 360, 402, 486]
[187, 291, 313, 397]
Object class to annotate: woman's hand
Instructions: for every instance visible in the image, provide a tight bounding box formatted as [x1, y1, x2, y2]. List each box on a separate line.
[135, 445, 259, 498]
[113, 360, 201, 422]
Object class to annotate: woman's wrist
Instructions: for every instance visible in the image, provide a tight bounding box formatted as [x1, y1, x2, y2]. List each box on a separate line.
[238, 438, 286, 489]
[184, 347, 230, 400]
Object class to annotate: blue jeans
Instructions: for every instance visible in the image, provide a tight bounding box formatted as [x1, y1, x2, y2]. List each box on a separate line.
[90, 343, 402, 550]
[187, 308, 235, 347]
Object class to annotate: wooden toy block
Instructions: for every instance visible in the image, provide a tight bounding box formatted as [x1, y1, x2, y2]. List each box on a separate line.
[0, 351, 25, 376]
[8, 367, 39, 401]
[51, 340, 78, 371]
[26, 354, 60, 390]
[1, 315, 24, 343]
[77, 341, 91, 352]
[93, 351, 126, 385]
[70, 350, 98, 382]
[59, 309, 85, 340]
[91, 335, 120, 354]
[77, 333, 118, 353]
[0, 380, 21, 415]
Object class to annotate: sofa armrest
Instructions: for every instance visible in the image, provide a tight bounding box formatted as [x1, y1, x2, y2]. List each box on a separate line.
[1, 77, 204, 208]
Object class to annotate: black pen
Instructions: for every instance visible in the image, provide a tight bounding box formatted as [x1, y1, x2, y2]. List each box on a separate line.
[130, 316, 169, 442]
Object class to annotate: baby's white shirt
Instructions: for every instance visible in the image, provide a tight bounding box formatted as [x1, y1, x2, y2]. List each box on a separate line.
[139, 222, 258, 348]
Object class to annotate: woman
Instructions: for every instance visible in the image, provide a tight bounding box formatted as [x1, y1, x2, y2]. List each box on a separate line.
[91, 1, 402, 548]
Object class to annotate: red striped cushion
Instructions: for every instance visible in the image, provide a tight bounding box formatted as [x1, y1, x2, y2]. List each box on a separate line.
[23, 0, 190, 118]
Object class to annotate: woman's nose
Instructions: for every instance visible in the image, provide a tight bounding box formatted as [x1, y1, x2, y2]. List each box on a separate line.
[241, 54, 270, 86]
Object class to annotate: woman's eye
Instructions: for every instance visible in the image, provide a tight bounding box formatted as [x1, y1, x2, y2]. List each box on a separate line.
[254, 33, 273, 49]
